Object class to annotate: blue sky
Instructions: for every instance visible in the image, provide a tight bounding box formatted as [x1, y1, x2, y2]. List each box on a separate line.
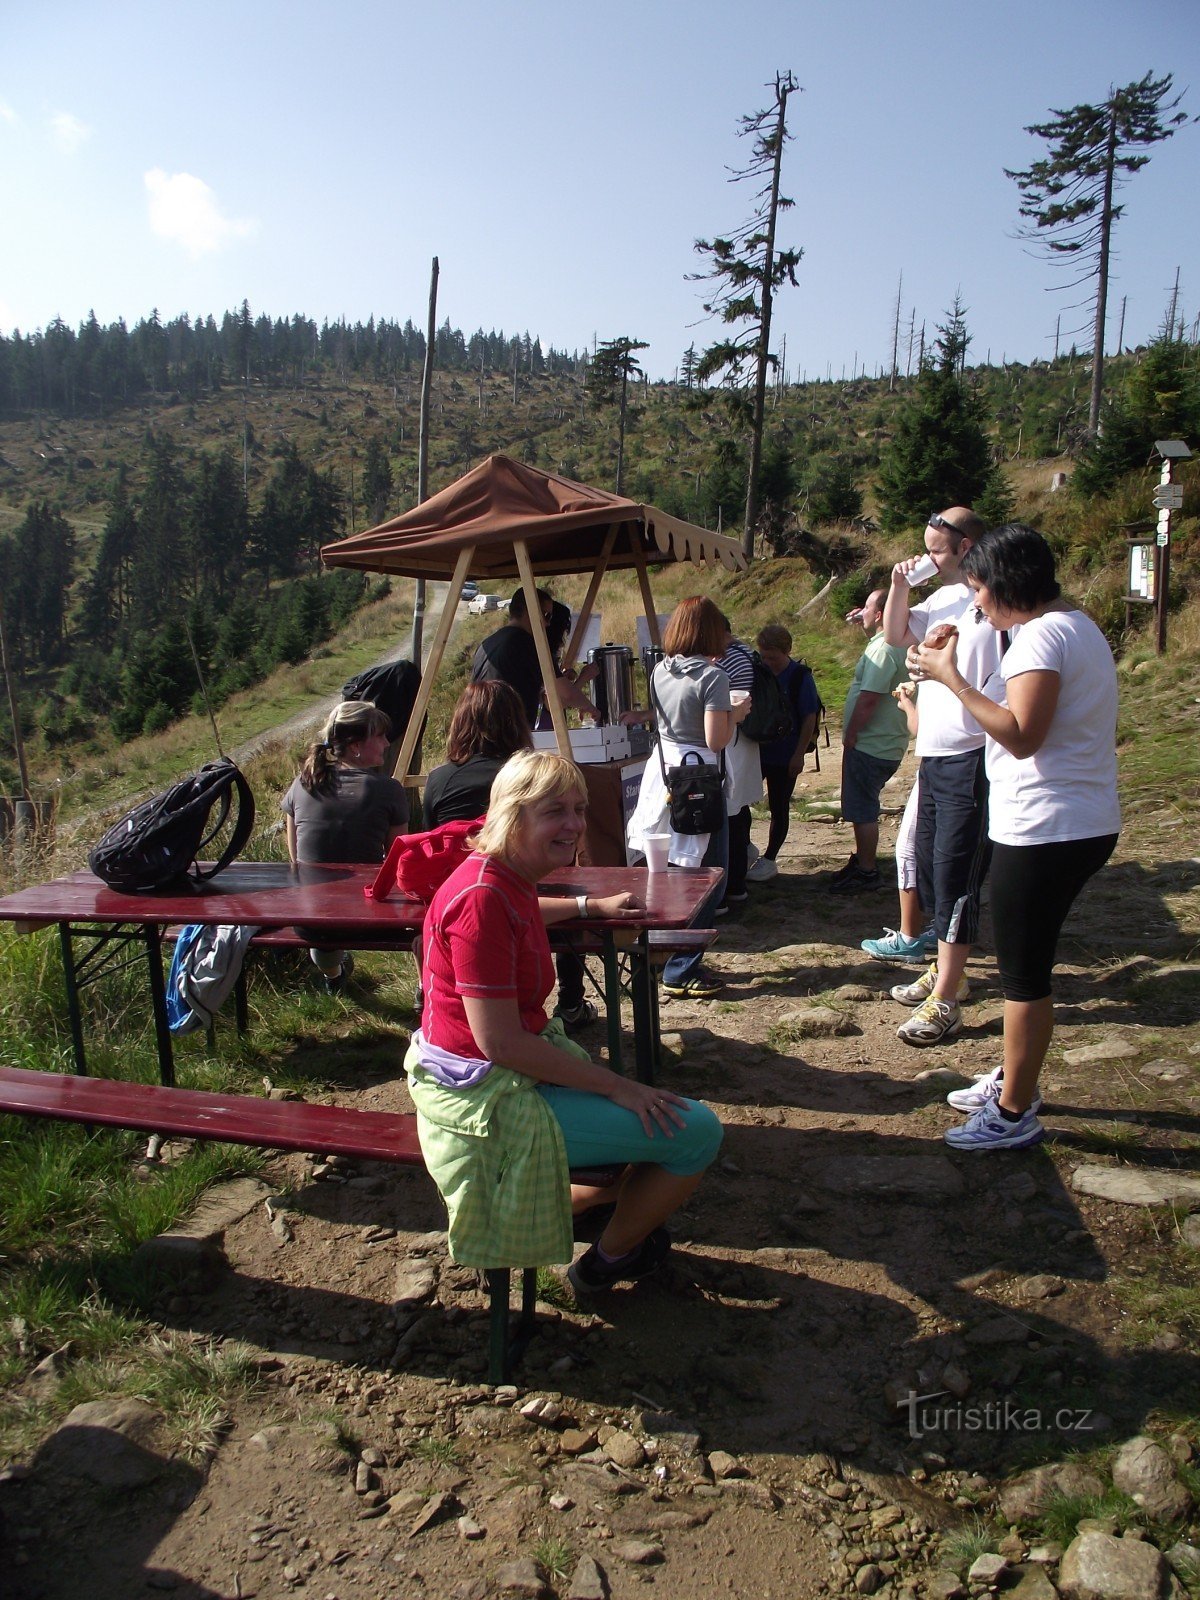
[2, 0, 1197, 380]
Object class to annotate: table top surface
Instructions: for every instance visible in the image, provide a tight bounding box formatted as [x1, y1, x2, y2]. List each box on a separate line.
[0, 861, 722, 933]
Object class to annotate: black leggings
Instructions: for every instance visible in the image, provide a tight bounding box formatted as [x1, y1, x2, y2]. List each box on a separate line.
[761, 763, 798, 859]
[990, 834, 1118, 1001]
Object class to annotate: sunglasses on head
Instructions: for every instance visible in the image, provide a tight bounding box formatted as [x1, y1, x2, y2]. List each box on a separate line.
[927, 513, 962, 538]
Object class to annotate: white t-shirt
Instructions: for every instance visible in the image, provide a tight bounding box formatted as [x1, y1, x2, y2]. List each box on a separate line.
[983, 609, 1121, 847]
[909, 583, 1005, 758]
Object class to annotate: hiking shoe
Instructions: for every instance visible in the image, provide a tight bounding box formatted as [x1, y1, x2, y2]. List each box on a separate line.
[890, 962, 971, 1007]
[323, 953, 354, 995]
[662, 969, 723, 999]
[557, 999, 599, 1031]
[567, 1227, 672, 1293]
[946, 1065, 1043, 1115]
[746, 856, 779, 883]
[861, 927, 928, 964]
[944, 1100, 1046, 1151]
[896, 995, 962, 1045]
[829, 865, 881, 895]
[829, 853, 860, 884]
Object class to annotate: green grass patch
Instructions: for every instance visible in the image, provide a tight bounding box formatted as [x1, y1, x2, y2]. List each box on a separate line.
[938, 1515, 999, 1573]
[1035, 1487, 1140, 1546]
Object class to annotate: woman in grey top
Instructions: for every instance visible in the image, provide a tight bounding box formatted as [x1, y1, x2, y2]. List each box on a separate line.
[281, 700, 409, 991]
[629, 596, 747, 998]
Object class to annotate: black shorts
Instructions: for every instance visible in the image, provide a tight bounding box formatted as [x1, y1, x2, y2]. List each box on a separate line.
[914, 750, 991, 945]
[990, 834, 1118, 1001]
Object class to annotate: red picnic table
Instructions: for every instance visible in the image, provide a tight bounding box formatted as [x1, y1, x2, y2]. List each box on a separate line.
[0, 861, 721, 1087]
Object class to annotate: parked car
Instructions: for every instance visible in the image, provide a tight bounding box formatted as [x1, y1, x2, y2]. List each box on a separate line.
[460, 581, 480, 602]
[468, 593, 502, 615]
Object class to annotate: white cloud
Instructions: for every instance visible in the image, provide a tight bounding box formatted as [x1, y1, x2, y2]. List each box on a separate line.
[50, 111, 91, 153]
[144, 168, 256, 257]
[0, 100, 19, 127]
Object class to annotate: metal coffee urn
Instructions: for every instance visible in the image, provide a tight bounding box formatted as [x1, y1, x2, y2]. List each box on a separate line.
[590, 644, 635, 725]
[641, 646, 664, 705]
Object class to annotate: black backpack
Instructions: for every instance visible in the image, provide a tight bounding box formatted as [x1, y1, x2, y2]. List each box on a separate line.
[740, 653, 795, 744]
[89, 758, 256, 894]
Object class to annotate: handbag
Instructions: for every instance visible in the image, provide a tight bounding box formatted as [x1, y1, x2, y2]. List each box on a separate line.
[650, 672, 726, 836]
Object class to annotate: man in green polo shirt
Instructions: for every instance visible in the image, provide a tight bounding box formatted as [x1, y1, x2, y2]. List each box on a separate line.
[830, 589, 910, 894]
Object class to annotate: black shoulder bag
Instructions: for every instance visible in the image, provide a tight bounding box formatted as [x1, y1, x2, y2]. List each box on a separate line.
[650, 673, 726, 836]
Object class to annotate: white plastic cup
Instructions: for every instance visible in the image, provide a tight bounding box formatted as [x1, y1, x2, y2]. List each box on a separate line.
[905, 553, 939, 587]
[643, 833, 671, 873]
[729, 689, 750, 708]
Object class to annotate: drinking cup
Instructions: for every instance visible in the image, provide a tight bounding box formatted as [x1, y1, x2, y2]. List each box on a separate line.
[643, 833, 671, 873]
[905, 553, 939, 587]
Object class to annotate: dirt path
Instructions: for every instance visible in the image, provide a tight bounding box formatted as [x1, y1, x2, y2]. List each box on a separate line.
[8, 753, 1200, 1600]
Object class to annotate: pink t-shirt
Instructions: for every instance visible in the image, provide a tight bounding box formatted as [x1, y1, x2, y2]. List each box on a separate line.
[422, 853, 554, 1059]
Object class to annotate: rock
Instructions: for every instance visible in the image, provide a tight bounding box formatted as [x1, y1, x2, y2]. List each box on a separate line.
[1181, 1215, 1200, 1250]
[1165, 1544, 1200, 1583]
[387, 1489, 425, 1516]
[1028, 1543, 1065, 1565]
[1058, 1530, 1176, 1600]
[854, 1564, 884, 1594]
[1062, 1038, 1141, 1066]
[809, 1152, 965, 1201]
[457, 1516, 485, 1539]
[965, 1315, 1030, 1346]
[968, 1553, 1008, 1585]
[393, 1259, 437, 1304]
[129, 1232, 227, 1292]
[1008, 1565, 1059, 1600]
[601, 1432, 645, 1470]
[354, 1460, 374, 1493]
[926, 1573, 965, 1600]
[26, 1343, 72, 1400]
[1015, 1275, 1065, 1302]
[560, 1428, 599, 1455]
[999, 1464, 1105, 1524]
[495, 1558, 552, 1597]
[777, 1006, 856, 1038]
[566, 1554, 609, 1600]
[609, 1540, 663, 1565]
[41, 1398, 165, 1487]
[707, 1449, 746, 1480]
[549, 1493, 574, 1511]
[1007, 1171, 1039, 1202]
[942, 1363, 971, 1399]
[640, 1411, 702, 1455]
[1112, 1436, 1193, 1521]
[409, 1491, 456, 1536]
[1072, 1167, 1200, 1207]
[520, 1396, 563, 1425]
[1139, 1058, 1191, 1080]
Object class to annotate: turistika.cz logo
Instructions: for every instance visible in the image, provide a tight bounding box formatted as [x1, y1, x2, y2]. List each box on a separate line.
[901, 1390, 1096, 1440]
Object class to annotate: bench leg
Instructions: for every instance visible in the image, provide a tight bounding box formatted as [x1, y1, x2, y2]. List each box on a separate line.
[144, 925, 175, 1087]
[630, 935, 656, 1087]
[603, 935, 623, 1074]
[58, 924, 89, 1076]
[234, 968, 248, 1036]
[485, 1267, 541, 1384]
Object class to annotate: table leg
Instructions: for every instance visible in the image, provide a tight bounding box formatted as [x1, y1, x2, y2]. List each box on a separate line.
[143, 925, 176, 1087]
[602, 934, 623, 1074]
[630, 932, 656, 1087]
[58, 924, 89, 1076]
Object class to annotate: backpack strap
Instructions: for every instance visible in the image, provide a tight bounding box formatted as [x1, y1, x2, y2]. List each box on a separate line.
[649, 668, 725, 782]
[192, 765, 256, 884]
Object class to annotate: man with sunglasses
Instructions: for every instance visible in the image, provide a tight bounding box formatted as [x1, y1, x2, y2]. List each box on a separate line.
[881, 507, 1000, 1045]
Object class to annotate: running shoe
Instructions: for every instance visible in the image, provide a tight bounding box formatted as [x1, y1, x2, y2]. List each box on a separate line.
[661, 970, 723, 999]
[746, 856, 779, 883]
[829, 866, 881, 895]
[890, 962, 971, 1007]
[557, 999, 599, 1030]
[896, 995, 962, 1045]
[861, 927, 928, 965]
[943, 1100, 1046, 1151]
[945, 1065, 1043, 1115]
[567, 1227, 672, 1293]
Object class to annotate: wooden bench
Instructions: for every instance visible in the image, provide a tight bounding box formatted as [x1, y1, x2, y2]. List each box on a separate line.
[0, 1064, 616, 1384]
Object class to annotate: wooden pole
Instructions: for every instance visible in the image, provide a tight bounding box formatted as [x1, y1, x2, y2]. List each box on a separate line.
[514, 540, 571, 759]
[392, 545, 473, 783]
[629, 539, 662, 647]
[413, 256, 439, 667]
[564, 525, 618, 666]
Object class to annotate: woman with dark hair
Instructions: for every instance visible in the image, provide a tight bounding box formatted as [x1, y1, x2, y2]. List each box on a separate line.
[424, 681, 533, 826]
[407, 749, 723, 1291]
[915, 524, 1120, 1150]
[425, 680, 596, 1029]
[282, 700, 410, 991]
[627, 596, 749, 998]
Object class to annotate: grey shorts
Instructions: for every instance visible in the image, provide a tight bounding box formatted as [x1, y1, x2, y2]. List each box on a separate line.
[841, 747, 900, 824]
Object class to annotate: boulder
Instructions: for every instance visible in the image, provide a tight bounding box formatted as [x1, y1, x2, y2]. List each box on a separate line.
[1058, 1530, 1179, 1600]
[1071, 1167, 1200, 1207]
[998, 1463, 1105, 1524]
[41, 1398, 165, 1487]
[1112, 1436, 1193, 1521]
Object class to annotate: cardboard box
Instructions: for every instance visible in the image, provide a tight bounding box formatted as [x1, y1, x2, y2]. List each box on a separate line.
[532, 726, 632, 763]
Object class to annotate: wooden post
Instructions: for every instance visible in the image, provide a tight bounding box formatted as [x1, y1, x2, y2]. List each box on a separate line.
[391, 545, 474, 782]
[514, 540, 571, 760]
[564, 524, 618, 666]
[629, 539, 662, 647]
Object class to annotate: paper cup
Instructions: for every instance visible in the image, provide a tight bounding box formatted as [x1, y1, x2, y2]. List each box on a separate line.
[643, 833, 671, 873]
[729, 689, 750, 707]
[905, 553, 939, 587]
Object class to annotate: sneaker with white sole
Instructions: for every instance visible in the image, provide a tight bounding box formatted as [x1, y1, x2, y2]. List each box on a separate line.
[557, 999, 599, 1031]
[946, 1065, 1043, 1115]
[944, 1100, 1046, 1150]
[896, 994, 962, 1045]
[861, 927, 928, 964]
[746, 856, 779, 883]
[890, 961, 971, 1007]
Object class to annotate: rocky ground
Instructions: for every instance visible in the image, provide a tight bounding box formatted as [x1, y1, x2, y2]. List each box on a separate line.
[3, 757, 1199, 1600]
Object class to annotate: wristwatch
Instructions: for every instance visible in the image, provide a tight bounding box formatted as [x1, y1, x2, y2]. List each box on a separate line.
[575, 893, 589, 920]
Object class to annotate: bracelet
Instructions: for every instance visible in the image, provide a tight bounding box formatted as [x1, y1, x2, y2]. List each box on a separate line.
[954, 683, 972, 699]
[575, 893, 589, 920]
